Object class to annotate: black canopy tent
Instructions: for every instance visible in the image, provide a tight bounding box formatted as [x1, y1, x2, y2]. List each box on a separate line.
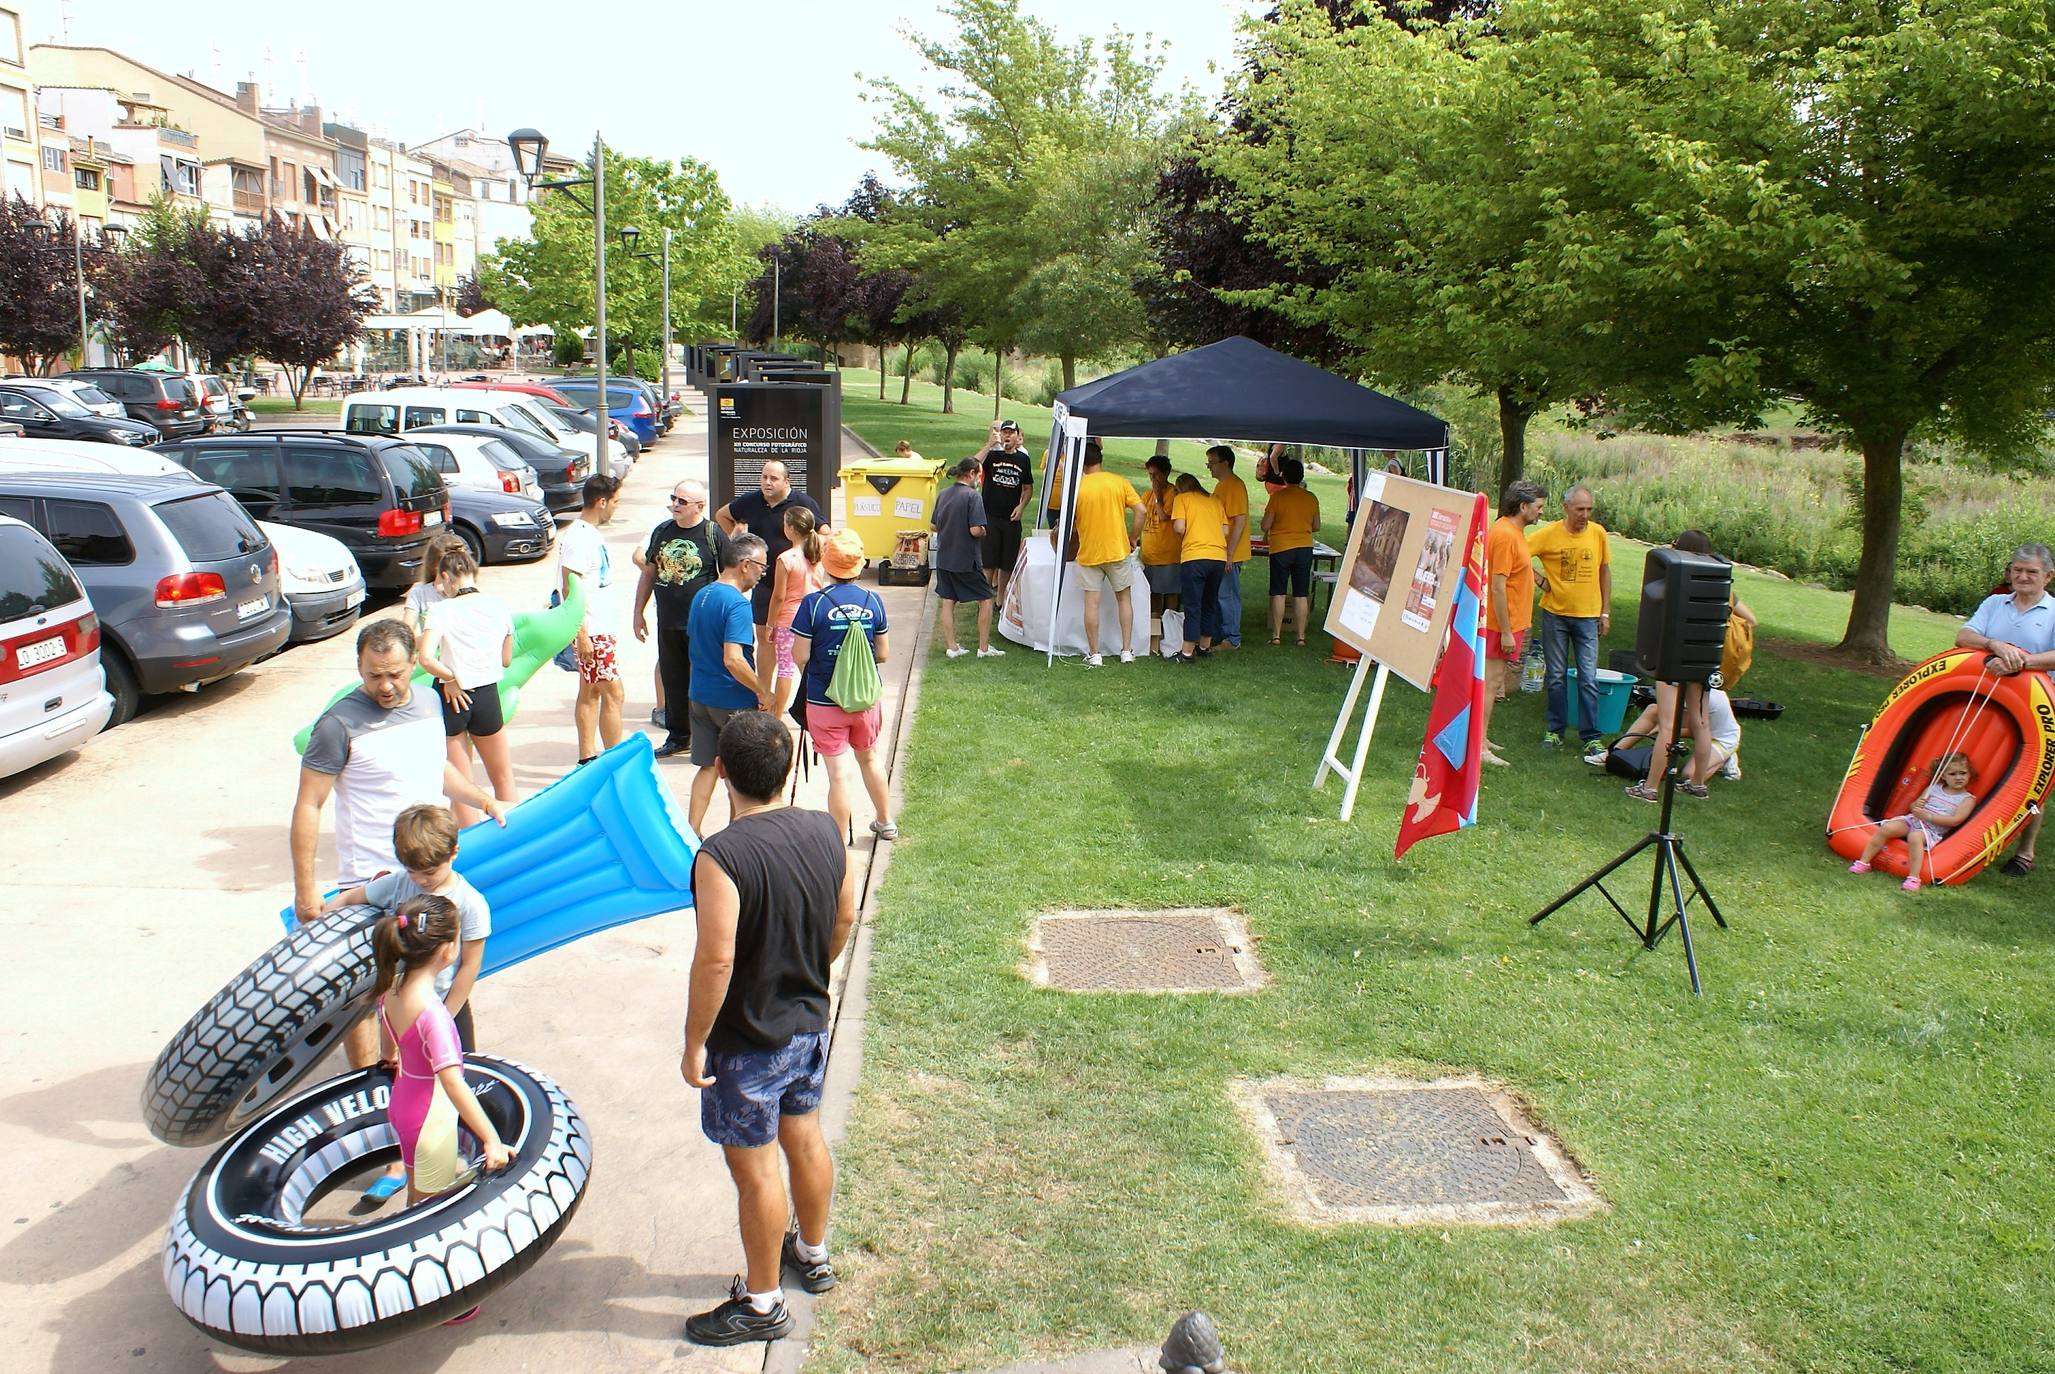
[1026, 336, 1450, 661]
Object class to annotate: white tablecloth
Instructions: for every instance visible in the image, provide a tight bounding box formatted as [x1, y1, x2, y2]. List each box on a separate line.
[996, 536, 1143, 657]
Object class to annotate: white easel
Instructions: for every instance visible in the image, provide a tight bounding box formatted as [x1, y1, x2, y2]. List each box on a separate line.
[1313, 655, 1392, 822]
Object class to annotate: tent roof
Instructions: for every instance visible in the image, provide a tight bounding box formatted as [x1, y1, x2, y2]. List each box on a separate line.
[1054, 336, 1447, 451]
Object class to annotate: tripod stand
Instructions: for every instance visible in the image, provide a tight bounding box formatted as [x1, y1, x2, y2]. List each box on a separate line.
[1529, 739, 1729, 994]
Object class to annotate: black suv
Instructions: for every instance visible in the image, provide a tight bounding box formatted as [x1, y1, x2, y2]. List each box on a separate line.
[151, 432, 448, 589]
[0, 380, 160, 445]
[58, 368, 207, 438]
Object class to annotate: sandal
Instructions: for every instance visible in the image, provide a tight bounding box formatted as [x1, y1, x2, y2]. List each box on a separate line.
[2001, 853, 2035, 877]
[1268, 636, 1282, 646]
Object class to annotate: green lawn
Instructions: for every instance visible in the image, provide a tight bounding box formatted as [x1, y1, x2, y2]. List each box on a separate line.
[823, 377, 2049, 1373]
[248, 396, 340, 415]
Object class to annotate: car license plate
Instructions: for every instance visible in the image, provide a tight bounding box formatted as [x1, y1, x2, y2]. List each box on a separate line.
[345, 588, 366, 609]
[14, 635, 64, 670]
[238, 595, 268, 620]
[424, 510, 442, 526]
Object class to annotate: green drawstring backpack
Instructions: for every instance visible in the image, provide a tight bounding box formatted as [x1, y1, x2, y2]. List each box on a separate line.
[823, 588, 883, 713]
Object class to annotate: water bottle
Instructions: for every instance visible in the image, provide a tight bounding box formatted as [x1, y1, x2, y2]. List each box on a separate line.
[1520, 636, 1545, 693]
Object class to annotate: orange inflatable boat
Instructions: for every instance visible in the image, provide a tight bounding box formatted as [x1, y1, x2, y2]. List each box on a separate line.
[1826, 650, 2055, 884]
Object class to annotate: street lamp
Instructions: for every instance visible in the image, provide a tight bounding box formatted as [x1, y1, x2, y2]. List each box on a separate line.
[508, 126, 609, 440]
[620, 224, 673, 417]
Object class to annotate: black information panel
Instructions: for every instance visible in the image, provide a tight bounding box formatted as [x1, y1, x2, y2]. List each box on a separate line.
[710, 381, 842, 512]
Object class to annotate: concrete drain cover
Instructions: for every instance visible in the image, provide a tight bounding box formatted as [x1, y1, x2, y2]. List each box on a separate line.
[1236, 1075, 1603, 1226]
[1027, 908, 1265, 993]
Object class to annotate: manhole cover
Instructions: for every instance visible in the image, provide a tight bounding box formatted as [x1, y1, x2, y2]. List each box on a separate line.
[1027, 909, 1265, 993]
[1236, 1076, 1603, 1226]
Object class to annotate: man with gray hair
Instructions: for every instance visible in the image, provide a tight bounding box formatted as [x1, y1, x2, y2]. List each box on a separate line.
[1482, 479, 1546, 766]
[635, 478, 728, 759]
[687, 534, 773, 835]
[1526, 483, 1612, 760]
[1956, 541, 2055, 875]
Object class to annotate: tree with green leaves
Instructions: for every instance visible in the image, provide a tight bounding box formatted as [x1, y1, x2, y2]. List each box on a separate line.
[861, 0, 1193, 405]
[478, 152, 737, 378]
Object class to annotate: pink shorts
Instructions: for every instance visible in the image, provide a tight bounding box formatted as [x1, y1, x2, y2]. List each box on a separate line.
[807, 701, 881, 757]
[1485, 628, 1526, 663]
[772, 625, 798, 678]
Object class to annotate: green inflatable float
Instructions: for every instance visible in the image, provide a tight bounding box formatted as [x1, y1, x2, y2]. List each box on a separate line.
[291, 574, 586, 754]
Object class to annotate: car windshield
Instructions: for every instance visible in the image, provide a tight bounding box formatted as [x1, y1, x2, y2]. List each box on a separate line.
[156, 491, 265, 562]
[480, 438, 528, 471]
[0, 524, 86, 619]
[72, 385, 117, 409]
[498, 405, 554, 439]
[10, 386, 91, 418]
[382, 447, 444, 501]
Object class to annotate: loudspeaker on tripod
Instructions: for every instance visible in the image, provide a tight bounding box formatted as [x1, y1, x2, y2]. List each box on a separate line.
[1635, 548, 1732, 683]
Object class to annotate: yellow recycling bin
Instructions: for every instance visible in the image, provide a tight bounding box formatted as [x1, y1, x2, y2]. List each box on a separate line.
[841, 453, 944, 585]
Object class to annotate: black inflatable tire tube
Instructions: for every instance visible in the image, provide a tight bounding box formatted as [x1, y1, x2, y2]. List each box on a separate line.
[163, 1056, 591, 1355]
[143, 905, 383, 1147]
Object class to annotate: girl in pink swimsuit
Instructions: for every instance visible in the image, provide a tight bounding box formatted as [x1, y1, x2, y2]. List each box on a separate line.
[373, 896, 512, 1323]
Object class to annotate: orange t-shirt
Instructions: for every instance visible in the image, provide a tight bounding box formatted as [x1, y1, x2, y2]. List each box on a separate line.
[1485, 515, 1535, 635]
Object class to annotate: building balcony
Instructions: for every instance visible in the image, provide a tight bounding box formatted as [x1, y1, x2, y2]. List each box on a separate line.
[233, 188, 265, 216]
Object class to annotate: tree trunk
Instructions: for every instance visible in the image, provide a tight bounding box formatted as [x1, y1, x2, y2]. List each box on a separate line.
[290, 365, 311, 409]
[1837, 425, 1908, 664]
[993, 352, 1004, 419]
[1495, 383, 1534, 493]
[900, 342, 914, 404]
[877, 345, 886, 399]
[942, 341, 959, 414]
[1062, 352, 1076, 391]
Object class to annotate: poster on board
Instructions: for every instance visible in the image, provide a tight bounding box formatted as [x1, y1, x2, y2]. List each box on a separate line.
[1324, 472, 1481, 691]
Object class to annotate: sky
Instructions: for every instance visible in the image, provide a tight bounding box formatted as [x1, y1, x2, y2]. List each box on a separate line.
[19, 0, 1263, 213]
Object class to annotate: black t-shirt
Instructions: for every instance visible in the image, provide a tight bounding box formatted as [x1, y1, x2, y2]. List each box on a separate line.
[645, 518, 726, 624]
[695, 807, 846, 1051]
[980, 447, 1033, 520]
[727, 489, 826, 620]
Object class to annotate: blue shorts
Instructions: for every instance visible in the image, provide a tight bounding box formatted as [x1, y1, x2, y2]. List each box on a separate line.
[699, 1029, 831, 1148]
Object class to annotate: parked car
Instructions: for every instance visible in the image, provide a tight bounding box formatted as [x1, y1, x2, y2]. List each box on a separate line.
[448, 379, 575, 407]
[543, 377, 659, 445]
[543, 402, 640, 459]
[27, 378, 125, 419]
[404, 431, 542, 501]
[0, 513, 111, 779]
[407, 423, 588, 514]
[0, 473, 288, 726]
[58, 368, 206, 438]
[150, 432, 448, 589]
[341, 387, 628, 482]
[265, 520, 366, 642]
[0, 381, 160, 446]
[445, 486, 556, 566]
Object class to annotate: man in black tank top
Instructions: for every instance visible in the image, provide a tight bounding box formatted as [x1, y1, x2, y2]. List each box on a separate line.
[681, 711, 856, 1346]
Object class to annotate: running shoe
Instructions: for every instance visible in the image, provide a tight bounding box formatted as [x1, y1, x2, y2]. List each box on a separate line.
[1720, 757, 1742, 781]
[782, 1228, 837, 1293]
[1625, 782, 1661, 803]
[1120, 650, 1135, 664]
[978, 645, 1005, 658]
[684, 1277, 793, 1346]
[1678, 781, 1710, 798]
[1582, 739, 1608, 763]
[1083, 653, 1103, 668]
[946, 646, 971, 659]
[1540, 731, 1563, 748]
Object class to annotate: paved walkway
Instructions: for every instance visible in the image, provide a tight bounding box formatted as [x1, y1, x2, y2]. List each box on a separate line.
[0, 405, 930, 1371]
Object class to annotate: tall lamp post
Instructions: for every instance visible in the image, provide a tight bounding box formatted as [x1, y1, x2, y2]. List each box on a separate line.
[508, 127, 608, 440]
[29, 215, 126, 368]
[620, 224, 672, 413]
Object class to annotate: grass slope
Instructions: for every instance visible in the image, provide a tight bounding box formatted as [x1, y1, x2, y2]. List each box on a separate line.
[823, 375, 2048, 1373]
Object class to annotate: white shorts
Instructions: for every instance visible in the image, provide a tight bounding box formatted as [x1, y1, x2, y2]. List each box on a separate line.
[1077, 557, 1136, 593]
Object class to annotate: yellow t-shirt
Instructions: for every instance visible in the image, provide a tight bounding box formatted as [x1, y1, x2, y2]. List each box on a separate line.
[1263, 486, 1318, 553]
[1214, 473, 1252, 561]
[1172, 491, 1229, 562]
[1073, 470, 1142, 566]
[1525, 519, 1611, 619]
[1139, 485, 1183, 566]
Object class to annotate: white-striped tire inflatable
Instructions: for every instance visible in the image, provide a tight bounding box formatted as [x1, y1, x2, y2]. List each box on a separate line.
[143, 905, 383, 1148]
[163, 1057, 590, 1355]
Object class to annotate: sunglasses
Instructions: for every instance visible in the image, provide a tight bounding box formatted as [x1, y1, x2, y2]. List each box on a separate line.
[669, 496, 702, 507]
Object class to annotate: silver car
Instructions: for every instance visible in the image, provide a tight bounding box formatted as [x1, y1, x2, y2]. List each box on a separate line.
[0, 514, 111, 778]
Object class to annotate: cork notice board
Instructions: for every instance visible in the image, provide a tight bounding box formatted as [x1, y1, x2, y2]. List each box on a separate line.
[1323, 471, 1476, 691]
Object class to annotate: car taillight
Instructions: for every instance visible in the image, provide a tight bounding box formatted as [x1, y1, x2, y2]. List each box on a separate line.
[155, 572, 227, 606]
[154, 397, 180, 411]
[570, 458, 589, 480]
[377, 508, 424, 538]
[268, 548, 278, 578]
[633, 400, 651, 417]
[501, 472, 521, 493]
[77, 611, 99, 654]
[442, 502, 452, 526]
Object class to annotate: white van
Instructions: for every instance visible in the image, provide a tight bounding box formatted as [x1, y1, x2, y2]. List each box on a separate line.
[0, 440, 364, 642]
[342, 387, 628, 480]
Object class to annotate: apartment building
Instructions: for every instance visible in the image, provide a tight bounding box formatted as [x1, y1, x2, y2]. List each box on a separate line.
[35, 85, 200, 231]
[1, 4, 40, 207]
[30, 45, 265, 229]
[236, 84, 339, 241]
[412, 127, 571, 261]
[430, 159, 456, 297]
[324, 118, 375, 291]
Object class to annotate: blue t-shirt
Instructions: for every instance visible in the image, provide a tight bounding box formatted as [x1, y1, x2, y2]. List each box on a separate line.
[791, 583, 889, 709]
[1964, 591, 2055, 656]
[687, 580, 758, 709]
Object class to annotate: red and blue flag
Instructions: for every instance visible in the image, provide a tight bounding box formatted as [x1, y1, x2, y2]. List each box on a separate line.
[1395, 492, 1490, 859]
